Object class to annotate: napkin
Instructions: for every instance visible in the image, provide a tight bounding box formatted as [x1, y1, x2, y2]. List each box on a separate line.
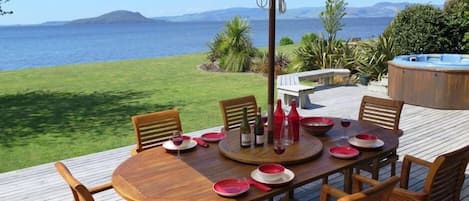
[193, 137, 209, 148]
[248, 179, 272, 192]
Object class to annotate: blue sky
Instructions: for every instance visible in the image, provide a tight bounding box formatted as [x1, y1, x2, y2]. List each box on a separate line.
[0, 0, 445, 25]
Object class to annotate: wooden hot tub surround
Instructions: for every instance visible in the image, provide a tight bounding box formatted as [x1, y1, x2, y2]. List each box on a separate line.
[388, 60, 469, 109]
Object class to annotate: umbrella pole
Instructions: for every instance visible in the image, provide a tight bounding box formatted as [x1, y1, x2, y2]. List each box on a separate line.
[267, 0, 276, 144]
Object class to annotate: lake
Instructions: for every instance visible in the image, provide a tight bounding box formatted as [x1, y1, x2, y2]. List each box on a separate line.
[0, 18, 392, 71]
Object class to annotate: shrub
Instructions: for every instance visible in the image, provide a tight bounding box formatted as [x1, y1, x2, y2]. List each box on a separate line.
[320, 0, 347, 43]
[0, 0, 13, 15]
[293, 37, 354, 71]
[444, 0, 469, 53]
[300, 33, 319, 44]
[351, 33, 395, 81]
[293, 0, 351, 72]
[386, 4, 450, 55]
[251, 51, 290, 76]
[206, 16, 257, 72]
[279, 37, 294, 46]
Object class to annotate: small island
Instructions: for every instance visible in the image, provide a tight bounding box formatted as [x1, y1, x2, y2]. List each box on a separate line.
[67, 10, 160, 24]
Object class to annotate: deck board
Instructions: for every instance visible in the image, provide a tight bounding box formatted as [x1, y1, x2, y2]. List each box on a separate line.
[0, 85, 468, 201]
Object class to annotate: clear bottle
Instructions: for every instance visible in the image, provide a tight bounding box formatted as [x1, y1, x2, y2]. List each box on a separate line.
[288, 99, 300, 141]
[240, 107, 252, 148]
[283, 118, 293, 145]
[254, 107, 264, 146]
[274, 99, 285, 141]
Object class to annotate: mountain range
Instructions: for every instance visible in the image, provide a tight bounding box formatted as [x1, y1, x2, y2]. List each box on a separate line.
[42, 2, 441, 25]
[154, 2, 413, 22]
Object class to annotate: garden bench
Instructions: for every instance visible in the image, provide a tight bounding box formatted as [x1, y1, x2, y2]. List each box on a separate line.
[277, 69, 350, 109]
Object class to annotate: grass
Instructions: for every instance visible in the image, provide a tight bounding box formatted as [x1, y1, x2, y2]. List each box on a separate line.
[0, 44, 299, 173]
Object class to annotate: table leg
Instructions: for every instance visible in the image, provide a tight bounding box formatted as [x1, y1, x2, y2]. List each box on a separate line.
[343, 168, 353, 193]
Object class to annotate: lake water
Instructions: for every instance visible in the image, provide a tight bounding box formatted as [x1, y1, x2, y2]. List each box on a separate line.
[0, 18, 392, 71]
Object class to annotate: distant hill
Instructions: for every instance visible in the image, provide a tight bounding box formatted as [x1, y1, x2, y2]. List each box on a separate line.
[153, 2, 438, 22]
[67, 10, 158, 24]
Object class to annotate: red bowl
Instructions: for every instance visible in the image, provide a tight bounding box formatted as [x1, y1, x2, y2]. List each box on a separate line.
[300, 117, 334, 135]
[356, 133, 377, 141]
[354, 133, 378, 146]
[257, 163, 285, 181]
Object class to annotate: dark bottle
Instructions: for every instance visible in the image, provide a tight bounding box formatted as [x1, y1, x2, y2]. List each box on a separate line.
[288, 99, 300, 141]
[254, 107, 264, 146]
[240, 107, 252, 148]
[274, 99, 285, 141]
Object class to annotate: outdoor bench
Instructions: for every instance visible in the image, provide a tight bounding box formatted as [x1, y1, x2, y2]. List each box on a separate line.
[277, 69, 350, 109]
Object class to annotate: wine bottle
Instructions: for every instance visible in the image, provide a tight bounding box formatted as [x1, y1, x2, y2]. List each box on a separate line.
[288, 99, 300, 141]
[240, 107, 252, 148]
[254, 107, 264, 146]
[274, 99, 285, 141]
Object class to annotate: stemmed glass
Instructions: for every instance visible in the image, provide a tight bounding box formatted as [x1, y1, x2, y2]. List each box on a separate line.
[340, 115, 352, 141]
[273, 139, 286, 155]
[171, 131, 183, 159]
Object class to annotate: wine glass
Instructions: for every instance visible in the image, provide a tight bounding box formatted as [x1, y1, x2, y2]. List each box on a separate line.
[340, 115, 352, 140]
[171, 131, 183, 159]
[273, 139, 286, 155]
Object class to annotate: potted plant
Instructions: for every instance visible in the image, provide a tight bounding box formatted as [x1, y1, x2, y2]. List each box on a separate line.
[358, 72, 371, 85]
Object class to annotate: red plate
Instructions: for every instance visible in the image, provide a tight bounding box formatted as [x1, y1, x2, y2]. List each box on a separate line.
[329, 146, 360, 159]
[213, 179, 249, 197]
[201, 132, 226, 142]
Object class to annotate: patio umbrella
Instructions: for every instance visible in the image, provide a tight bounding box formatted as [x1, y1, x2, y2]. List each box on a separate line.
[257, 0, 286, 144]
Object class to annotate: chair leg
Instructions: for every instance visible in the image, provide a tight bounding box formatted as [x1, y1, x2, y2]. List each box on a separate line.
[391, 161, 396, 177]
[371, 159, 379, 180]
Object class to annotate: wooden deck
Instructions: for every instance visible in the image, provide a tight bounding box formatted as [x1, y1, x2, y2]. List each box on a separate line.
[0, 85, 468, 201]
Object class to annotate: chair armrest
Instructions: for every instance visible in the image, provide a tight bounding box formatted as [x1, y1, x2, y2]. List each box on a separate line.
[390, 187, 428, 201]
[352, 174, 381, 192]
[400, 155, 433, 189]
[89, 182, 113, 194]
[320, 184, 349, 201]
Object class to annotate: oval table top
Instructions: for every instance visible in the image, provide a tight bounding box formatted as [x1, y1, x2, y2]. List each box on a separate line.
[112, 117, 399, 201]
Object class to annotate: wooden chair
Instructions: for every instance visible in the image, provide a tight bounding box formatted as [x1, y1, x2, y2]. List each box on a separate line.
[219, 95, 257, 131]
[131, 108, 182, 155]
[320, 174, 400, 201]
[389, 145, 469, 201]
[356, 95, 404, 180]
[55, 162, 113, 201]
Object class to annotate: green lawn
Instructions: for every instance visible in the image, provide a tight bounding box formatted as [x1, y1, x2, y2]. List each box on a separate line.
[0, 44, 298, 172]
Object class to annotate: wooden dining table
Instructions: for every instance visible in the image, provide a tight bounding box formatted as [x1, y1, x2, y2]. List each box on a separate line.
[112, 117, 399, 201]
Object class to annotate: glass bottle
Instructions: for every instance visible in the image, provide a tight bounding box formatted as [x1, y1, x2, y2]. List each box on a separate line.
[274, 99, 285, 141]
[283, 118, 293, 145]
[254, 107, 264, 146]
[288, 99, 300, 141]
[239, 107, 252, 148]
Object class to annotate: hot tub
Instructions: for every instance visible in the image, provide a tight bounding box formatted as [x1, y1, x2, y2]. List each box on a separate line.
[388, 54, 469, 109]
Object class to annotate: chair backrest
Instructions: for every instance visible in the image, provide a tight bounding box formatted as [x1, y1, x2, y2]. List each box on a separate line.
[219, 95, 257, 131]
[55, 162, 95, 201]
[341, 176, 400, 201]
[358, 95, 404, 132]
[424, 145, 469, 201]
[132, 109, 182, 153]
